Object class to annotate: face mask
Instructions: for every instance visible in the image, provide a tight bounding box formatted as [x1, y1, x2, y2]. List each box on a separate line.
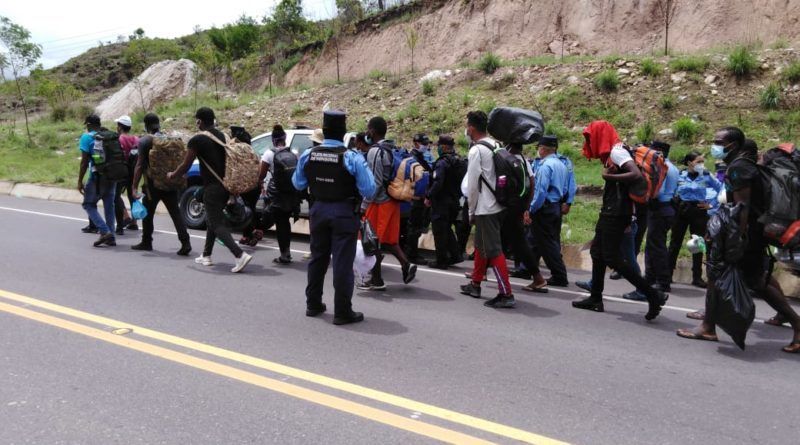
[464, 129, 471, 143]
[365, 135, 373, 145]
[437, 146, 444, 158]
[710, 144, 727, 159]
[693, 164, 705, 174]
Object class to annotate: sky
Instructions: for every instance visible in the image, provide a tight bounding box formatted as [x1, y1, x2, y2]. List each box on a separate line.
[0, 0, 336, 69]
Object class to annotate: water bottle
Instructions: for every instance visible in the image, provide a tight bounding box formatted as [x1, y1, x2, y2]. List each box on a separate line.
[497, 175, 507, 189]
[92, 138, 106, 165]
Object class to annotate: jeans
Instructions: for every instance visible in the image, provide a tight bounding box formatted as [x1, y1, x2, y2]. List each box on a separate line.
[142, 184, 190, 247]
[82, 176, 117, 235]
[590, 217, 656, 301]
[584, 220, 642, 296]
[202, 183, 243, 258]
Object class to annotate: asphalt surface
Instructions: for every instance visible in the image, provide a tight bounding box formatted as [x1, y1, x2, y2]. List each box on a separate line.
[0, 194, 798, 445]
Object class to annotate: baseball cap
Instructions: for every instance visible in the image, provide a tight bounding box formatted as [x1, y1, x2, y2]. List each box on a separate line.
[115, 115, 132, 127]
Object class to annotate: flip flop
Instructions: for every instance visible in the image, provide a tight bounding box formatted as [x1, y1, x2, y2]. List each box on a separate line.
[782, 342, 800, 353]
[521, 282, 549, 293]
[686, 311, 705, 321]
[765, 315, 788, 327]
[676, 329, 718, 342]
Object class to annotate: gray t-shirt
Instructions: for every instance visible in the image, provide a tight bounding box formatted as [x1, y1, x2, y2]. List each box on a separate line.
[365, 141, 396, 204]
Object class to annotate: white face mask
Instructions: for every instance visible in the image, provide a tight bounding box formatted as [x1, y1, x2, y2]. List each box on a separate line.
[464, 129, 472, 143]
[693, 164, 705, 174]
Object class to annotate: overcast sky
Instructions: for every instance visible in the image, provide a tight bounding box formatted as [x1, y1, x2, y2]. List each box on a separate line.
[1, 0, 336, 69]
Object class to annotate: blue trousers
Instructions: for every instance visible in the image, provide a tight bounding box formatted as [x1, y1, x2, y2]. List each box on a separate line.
[82, 176, 117, 235]
[306, 201, 359, 316]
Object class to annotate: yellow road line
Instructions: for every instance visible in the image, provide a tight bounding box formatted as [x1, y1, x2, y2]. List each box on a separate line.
[0, 300, 493, 445]
[0, 288, 568, 445]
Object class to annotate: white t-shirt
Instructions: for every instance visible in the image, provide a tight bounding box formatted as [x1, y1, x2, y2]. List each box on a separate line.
[260, 148, 275, 167]
[609, 144, 633, 168]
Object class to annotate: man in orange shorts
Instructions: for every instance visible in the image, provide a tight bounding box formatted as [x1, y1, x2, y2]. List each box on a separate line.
[358, 116, 417, 290]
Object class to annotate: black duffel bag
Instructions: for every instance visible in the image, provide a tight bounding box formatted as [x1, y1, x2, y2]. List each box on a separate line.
[487, 107, 544, 145]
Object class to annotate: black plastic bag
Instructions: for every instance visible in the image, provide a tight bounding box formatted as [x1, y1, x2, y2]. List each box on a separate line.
[487, 107, 544, 145]
[707, 203, 746, 265]
[708, 265, 756, 350]
[360, 219, 380, 256]
[224, 196, 253, 231]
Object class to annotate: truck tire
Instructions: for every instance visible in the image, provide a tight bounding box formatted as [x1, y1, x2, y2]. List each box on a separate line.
[179, 185, 206, 230]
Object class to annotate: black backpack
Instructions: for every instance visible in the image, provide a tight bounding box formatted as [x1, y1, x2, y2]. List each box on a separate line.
[476, 141, 528, 210]
[757, 143, 800, 248]
[93, 130, 128, 181]
[446, 154, 468, 197]
[272, 148, 298, 194]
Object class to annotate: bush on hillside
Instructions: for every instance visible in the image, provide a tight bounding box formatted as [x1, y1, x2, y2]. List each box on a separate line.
[635, 121, 655, 144]
[728, 45, 758, 78]
[478, 52, 502, 74]
[668, 56, 710, 73]
[660, 94, 676, 110]
[760, 83, 781, 109]
[640, 58, 664, 77]
[783, 62, 800, 84]
[422, 79, 436, 96]
[595, 70, 620, 92]
[673, 117, 701, 142]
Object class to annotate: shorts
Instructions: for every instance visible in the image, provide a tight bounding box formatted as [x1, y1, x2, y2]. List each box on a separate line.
[365, 200, 401, 245]
[474, 211, 505, 259]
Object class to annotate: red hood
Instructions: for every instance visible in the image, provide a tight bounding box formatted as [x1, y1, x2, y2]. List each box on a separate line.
[582, 120, 621, 164]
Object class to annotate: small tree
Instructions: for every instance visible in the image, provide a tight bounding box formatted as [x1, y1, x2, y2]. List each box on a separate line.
[405, 26, 419, 73]
[129, 27, 145, 41]
[655, 0, 679, 56]
[0, 16, 42, 145]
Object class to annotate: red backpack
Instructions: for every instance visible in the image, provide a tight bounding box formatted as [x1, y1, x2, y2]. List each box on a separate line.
[627, 145, 668, 204]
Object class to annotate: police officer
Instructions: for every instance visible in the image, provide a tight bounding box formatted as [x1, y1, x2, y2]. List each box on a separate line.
[527, 135, 570, 288]
[643, 141, 679, 293]
[406, 133, 434, 265]
[425, 135, 463, 269]
[292, 110, 376, 325]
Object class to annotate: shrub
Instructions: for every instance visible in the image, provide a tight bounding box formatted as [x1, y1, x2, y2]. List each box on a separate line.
[422, 80, 436, 96]
[595, 70, 620, 92]
[50, 106, 67, 122]
[368, 69, 388, 80]
[478, 98, 497, 115]
[783, 62, 800, 84]
[668, 56, 710, 73]
[660, 94, 676, 110]
[728, 45, 758, 78]
[766, 110, 783, 126]
[635, 121, 655, 144]
[673, 117, 701, 142]
[640, 58, 663, 77]
[477, 52, 502, 74]
[760, 83, 781, 109]
[290, 104, 309, 117]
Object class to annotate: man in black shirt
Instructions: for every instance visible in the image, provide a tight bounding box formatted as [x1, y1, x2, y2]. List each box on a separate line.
[425, 135, 463, 269]
[130, 113, 191, 255]
[168, 107, 253, 273]
[678, 127, 800, 352]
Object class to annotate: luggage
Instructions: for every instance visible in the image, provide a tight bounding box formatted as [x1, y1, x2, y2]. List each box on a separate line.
[388, 156, 428, 202]
[148, 135, 187, 191]
[487, 107, 544, 145]
[757, 143, 800, 248]
[627, 145, 668, 205]
[201, 131, 260, 195]
[93, 130, 128, 181]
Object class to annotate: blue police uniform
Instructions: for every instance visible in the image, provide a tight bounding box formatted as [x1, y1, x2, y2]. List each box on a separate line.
[293, 137, 375, 320]
[427, 152, 463, 267]
[644, 159, 679, 288]
[529, 153, 569, 285]
[668, 169, 723, 284]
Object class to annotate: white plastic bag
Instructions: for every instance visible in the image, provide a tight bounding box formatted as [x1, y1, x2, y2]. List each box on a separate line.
[354, 242, 376, 284]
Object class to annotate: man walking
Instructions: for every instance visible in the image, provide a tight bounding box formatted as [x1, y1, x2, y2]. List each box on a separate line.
[168, 107, 253, 273]
[130, 113, 192, 255]
[405, 133, 433, 265]
[459, 111, 515, 308]
[77, 114, 118, 248]
[293, 110, 376, 325]
[258, 124, 300, 264]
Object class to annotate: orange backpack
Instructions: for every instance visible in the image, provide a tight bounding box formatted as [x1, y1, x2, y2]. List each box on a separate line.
[627, 145, 668, 204]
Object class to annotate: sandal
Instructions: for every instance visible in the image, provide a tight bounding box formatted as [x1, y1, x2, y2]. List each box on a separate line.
[521, 281, 549, 293]
[782, 342, 800, 353]
[676, 328, 719, 342]
[765, 314, 788, 327]
[238, 236, 251, 245]
[686, 311, 705, 321]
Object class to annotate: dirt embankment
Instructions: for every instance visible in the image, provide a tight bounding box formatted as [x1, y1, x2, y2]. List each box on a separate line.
[286, 0, 800, 85]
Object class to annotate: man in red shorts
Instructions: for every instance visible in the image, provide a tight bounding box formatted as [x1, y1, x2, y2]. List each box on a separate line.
[358, 116, 417, 290]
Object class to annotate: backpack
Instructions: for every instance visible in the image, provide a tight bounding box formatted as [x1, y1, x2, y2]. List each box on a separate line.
[476, 141, 528, 210]
[200, 131, 260, 195]
[388, 155, 429, 202]
[272, 148, 298, 194]
[627, 145, 667, 205]
[373, 143, 406, 188]
[92, 130, 128, 181]
[757, 143, 800, 249]
[148, 135, 187, 191]
[445, 155, 468, 197]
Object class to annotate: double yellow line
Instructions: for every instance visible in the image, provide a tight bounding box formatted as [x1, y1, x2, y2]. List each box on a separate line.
[0, 289, 568, 445]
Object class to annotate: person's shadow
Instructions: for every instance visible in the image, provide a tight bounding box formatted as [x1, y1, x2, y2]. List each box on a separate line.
[312, 314, 408, 336]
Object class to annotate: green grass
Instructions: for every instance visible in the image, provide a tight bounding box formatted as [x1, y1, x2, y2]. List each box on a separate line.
[673, 117, 702, 142]
[561, 198, 601, 245]
[640, 58, 664, 77]
[635, 121, 655, 144]
[594, 70, 620, 92]
[368, 69, 388, 80]
[422, 79, 436, 96]
[668, 56, 710, 73]
[660, 94, 676, 110]
[783, 61, 800, 84]
[477, 52, 502, 74]
[760, 83, 781, 109]
[0, 120, 85, 185]
[727, 45, 758, 78]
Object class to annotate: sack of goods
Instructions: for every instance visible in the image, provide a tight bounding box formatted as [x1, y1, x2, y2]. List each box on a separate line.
[487, 107, 544, 145]
[202, 131, 260, 195]
[93, 131, 129, 181]
[149, 136, 188, 191]
[758, 143, 800, 249]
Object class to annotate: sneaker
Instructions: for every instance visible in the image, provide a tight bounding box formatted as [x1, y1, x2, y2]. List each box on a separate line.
[408, 256, 428, 266]
[575, 281, 592, 292]
[131, 242, 153, 251]
[195, 255, 213, 266]
[306, 303, 327, 317]
[125, 219, 139, 230]
[273, 255, 292, 265]
[645, 290, 668, 321]
[357, 280, 387, 291]
[81, 224, 98, 234]
[402, 264, 417, 284]
[463, 271, 488, 281]
[460, 282, 481, 298]
[572, 296, 604, 312]
[232, 253, 253, 273]
[609, 271, 622, 280]
[93, 233, 116, 247]
[115, 227, 125, 236]
[622, 291, 648, 301]
[177, 245, 192, 256]
[333, 311, 364, 325]
[484, 294, 516, 308]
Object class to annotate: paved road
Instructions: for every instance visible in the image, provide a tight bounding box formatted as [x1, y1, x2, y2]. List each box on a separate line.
[0, 195, 797, 445]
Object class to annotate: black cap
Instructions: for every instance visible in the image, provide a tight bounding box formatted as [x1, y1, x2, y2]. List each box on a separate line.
[413, 133, 430, 144]
[538, 135, 558, 149]
[84, 114, 101, 126]
[322, 110, 347, 141]
[437, 134, 455, 146]
[651, 140, 671, 152]
[143, 113, 160, 129]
